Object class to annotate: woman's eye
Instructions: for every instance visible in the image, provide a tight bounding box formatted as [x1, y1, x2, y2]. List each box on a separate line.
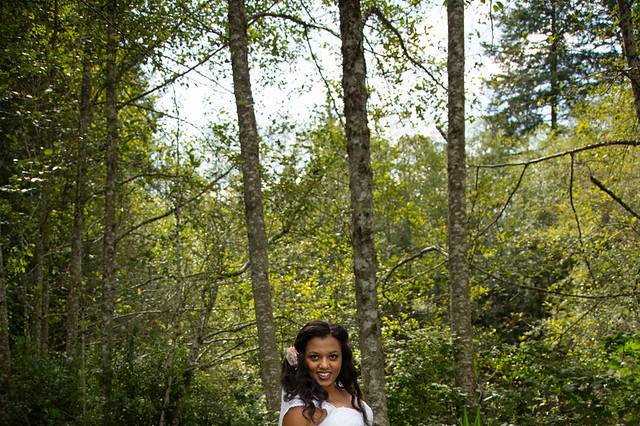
[329, 355, 338, 360]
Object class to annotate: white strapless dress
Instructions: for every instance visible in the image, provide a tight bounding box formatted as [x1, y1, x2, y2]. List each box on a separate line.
[278, 394, 373, 426]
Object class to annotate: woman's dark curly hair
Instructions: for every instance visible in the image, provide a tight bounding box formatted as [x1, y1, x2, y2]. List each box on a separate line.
[281, 320, 370, 425]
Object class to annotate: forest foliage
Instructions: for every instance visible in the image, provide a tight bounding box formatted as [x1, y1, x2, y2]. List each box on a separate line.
[1, 0, 639, 424]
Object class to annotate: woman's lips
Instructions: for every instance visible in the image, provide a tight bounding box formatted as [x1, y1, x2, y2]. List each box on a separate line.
[317, 372, 331, 380]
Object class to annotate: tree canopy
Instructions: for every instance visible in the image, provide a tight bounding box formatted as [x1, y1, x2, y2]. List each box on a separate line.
[0, 0, 638, 425]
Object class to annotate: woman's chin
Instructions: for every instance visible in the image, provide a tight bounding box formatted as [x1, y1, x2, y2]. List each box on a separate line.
[315, 376, 335, 389]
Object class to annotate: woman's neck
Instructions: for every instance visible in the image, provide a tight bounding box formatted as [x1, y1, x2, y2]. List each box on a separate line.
[324, 384, 348, 404]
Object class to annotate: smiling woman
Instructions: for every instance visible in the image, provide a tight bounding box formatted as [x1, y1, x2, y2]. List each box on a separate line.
[279, 321, 373, 426]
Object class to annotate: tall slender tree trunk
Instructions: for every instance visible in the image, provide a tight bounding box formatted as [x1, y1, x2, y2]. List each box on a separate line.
[159, 131, 187, 426]
[33, 229, 44, 350]
[447, 0, 475, 408]
[549, 0, 559, 131]
[0, 226, 10, 412]
[228, 0, 280, 415]
[19, 239, 30, 338]
[101, 0, 119, 421]
[39, 228, 50, 355]
[170, 283, 218, 426]
[67, 44, 92, 358]
[33, 0, 62, 359]
[34, 217, 50, 356]
[617, 0, 640, 121]
[338, 2, 389, 425]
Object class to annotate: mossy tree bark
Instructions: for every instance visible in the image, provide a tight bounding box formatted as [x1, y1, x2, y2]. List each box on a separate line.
[228, 0, 280, 415]
[616, 0, 640, 121]
[101, 0, 119, 421]
[339, 1, 389, 425]
[447, 0, 476, 408]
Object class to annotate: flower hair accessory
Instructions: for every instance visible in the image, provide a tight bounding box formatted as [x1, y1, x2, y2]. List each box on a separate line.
[285, 346, 299, 367]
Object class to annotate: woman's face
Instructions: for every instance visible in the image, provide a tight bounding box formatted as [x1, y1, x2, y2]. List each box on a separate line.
[304, 336, 342, 390]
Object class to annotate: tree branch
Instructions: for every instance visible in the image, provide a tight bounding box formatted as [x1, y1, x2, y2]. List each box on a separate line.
[249, 12, 340, 38]
[366, 6, 447, 92]
[118, 172, 185, 186]
[569, 154, 598, 287]
[303, 27, 343, 124]
[116, 166, 234, 243]
[470, 263, 640, 300]
[551, 299, 605, 345]
[476, 164, 528, 238]
[590, 175, 640, 220]
[126, 101, 208, 135]
[436, 125, 448, 143]
[471, 140, 640, 169]
[120, 44, 227, 107]
[382, 246, 447, 286]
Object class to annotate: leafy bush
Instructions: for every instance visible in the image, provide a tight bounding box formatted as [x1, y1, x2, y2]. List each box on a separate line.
[480, 336, 639, 424]
[4, 339, 81, 425]
[386, 327, 464, 425]
[4, 337, 268, 425]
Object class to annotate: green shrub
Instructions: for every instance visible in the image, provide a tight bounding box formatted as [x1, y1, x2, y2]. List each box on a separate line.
[4, 338, 81, 425]
[386, 327, 464, 425]
[480, 337, 639, 424]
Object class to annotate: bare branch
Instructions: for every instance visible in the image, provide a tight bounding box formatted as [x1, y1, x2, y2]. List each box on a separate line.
[470, 263, 640, 300]
[590, 175, 640, 220]
[303, 28, 343, 124]
[127, 95, 215, 136]
[120, 44, 227, 107]
[118, 172, 184, 186]
[249, 12, 340, 38]
[116, 166, 234, 243]
[551, 299, 605, 346]
[382, 246, 447, 286]
[569, 154, 598, 287]
[202, 320, 257, 344]
[475, 164, 528, 238]
[436, 125, 448, 143]
[366, 6, 447, 92]
[472, 140, 640, 169]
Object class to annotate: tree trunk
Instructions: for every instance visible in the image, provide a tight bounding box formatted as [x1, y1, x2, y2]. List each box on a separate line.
[39, 230, 50, 355]
[338, 2, 389, 425]
[170, 283, 218, 426]
[0, 226, 11, 411]
[447, 0, 475, 408]
[101, 0, 119, 421]
[160, 158, 187, 426]
[549, 0, 559, 131]
[67, 43, 92, 359]
[19, 239, 30, 338]
[33, 217, 50, 356]
[228, 0, 280, 415]
[617, 0, 640, 121]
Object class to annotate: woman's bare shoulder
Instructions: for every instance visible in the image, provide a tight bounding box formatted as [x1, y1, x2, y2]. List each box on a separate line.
[282, 406, 326, 426]
[283, 407, 311, 426]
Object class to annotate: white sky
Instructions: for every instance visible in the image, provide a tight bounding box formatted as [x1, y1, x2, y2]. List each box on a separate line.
[156, 1, 499, 146]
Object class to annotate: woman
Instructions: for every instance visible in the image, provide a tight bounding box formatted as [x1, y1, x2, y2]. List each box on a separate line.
[279, 320, 373, 426]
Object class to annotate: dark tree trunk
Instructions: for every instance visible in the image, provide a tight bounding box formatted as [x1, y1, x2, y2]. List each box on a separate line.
[617, 0, 640, 121]
[170, 283, 218, 426]
[338, 1, 389, 425]
[101, 0, 119, 421]
[549, 0, 559, 130]
[33, 217, 50, 356]
[159, 183, 187, 426]
[228, 0, 280, 415]
[0, 226, 10, 411]
[39, 229, 50, 355]
[67, 43, 92, 358]
[447, 0, 476, 407]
